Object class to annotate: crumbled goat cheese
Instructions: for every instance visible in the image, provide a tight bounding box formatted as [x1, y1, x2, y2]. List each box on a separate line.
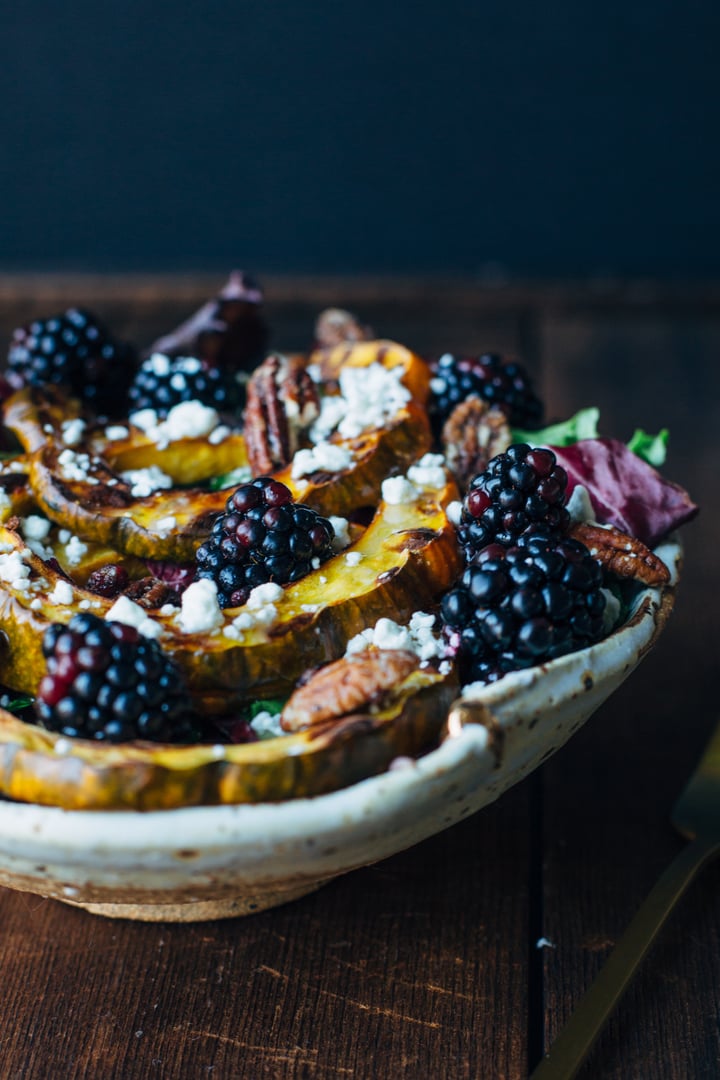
[345, 550, 363, 566]
[250, 709, 285, 739]
[407, 453, 447, 490]
[159, 603, 178, 616]
[21, 516, 52, 542]
[130, 399, 221, 448]
[63, 535, 88, 566]
[566, 484, 595, 525]
[227, 582, 284, 635]
[57, 448, 99, 484]
[0, 551, 32, 592]
[381, 454, 447, 506]
[346, 612, 447, 663]
[328, 516, 351, 551]
[129, 408, 160, 435]
[291, 441, 353, 480]
[106, 595, 163, 639]
[30, 597, 42, 610]
[0, 490, 11, 514]
[310, 363, 411, 442]
[155, 516, 177, 533]
[208, 425, 231, 445]
[246, 582, 283, 609]
[104, 425, 129, 441]
[61, 418, 86, 447]
[381, 476, 419, 505]
[49, 579, 74, 606]
[447, 500, 463, 526]
[160, 400, 220, 441]
[177, 579, 224, 634]
[120, 466, 174, 498]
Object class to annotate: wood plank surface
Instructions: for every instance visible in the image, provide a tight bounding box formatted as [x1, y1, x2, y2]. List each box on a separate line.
[0, 277, 716, 1078]
[538, 315, 720, 1077]
[0, 284, 531, 1080]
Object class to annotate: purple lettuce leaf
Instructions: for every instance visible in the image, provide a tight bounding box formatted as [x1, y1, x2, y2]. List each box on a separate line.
[551, 438, 698, 547]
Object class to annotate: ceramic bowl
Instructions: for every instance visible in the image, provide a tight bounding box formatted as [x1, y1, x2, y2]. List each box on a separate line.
[0, 540, 680, 922]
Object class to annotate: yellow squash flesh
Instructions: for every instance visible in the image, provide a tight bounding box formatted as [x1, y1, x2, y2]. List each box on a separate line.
[4, 375, 432, 560]
[0, 477, 461, 705]
[0, 666, 457, 810]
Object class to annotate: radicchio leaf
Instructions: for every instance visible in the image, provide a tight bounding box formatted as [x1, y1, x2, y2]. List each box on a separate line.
[551, 438, 698, 547]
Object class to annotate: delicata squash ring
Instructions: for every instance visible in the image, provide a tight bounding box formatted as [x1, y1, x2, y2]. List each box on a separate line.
[0, 326, 685, 918]
[2, 340, 432, 561]
[0, 539, 679, 921]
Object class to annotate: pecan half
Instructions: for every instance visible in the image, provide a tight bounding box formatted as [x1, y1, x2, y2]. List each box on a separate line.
[123, 577, 181, 609]
[314, 308, 373, 348]
[441, 397, 512, 491]
[243, 353, 320, 475]
[281, 648, 419, 731]
[569, 522, 670, 586]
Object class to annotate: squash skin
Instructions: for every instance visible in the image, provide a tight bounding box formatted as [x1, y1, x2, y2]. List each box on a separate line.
[0, 667, 458, 810]
[4, 356, 433, 561]
[0, 340, 460, 811]
[0, 478, 461, 705]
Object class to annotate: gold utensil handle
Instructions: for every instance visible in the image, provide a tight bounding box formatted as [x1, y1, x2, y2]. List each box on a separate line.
[530, 836, 720, 1080]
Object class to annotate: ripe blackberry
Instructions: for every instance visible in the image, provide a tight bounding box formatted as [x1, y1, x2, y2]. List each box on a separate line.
[195, 477, 335, 608]
[430, 352, 544, 432]
[35, 613, 201, 743]
[7, 308, 136, 414]
[128, 353, 239, 416]
[458, 444, 570, 559]
[441, 529, 607, 684]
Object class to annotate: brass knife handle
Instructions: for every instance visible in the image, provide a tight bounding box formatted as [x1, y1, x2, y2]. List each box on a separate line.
[530, 836, 720, 1080]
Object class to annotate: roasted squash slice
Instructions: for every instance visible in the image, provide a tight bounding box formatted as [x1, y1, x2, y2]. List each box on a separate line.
[0, 664, 457, 810]
[0, 475, 461, 706]
[4, 364, 432, 560]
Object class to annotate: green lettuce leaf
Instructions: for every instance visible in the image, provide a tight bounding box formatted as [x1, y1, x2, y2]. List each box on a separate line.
[511, 407, 600, 447]
[626, 428, 669, 467]
[248, 698, 285, 719]
[208, 465, 253, 491]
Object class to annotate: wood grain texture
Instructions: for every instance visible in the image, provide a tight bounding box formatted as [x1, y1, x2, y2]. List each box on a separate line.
[0, 283, 530, 1080]
[0, 791, 531, 1080]
[0, 278, 716, 1078]
[538, 316, 720, 1077]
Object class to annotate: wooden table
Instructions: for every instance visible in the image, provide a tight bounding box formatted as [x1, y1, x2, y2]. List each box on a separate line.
[0, 277, 717, 1079]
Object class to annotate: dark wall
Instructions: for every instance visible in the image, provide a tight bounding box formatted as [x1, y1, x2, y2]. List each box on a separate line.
[2, 2, 718, 277]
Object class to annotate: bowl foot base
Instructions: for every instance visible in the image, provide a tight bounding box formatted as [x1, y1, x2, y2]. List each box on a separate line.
[57, 881, 326, 922]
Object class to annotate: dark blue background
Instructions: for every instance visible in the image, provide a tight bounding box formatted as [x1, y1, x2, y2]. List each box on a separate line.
[2, 2, 718, 276]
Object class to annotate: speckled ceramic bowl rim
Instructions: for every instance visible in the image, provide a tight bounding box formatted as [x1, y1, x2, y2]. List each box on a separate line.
[0, 539, 680, 864]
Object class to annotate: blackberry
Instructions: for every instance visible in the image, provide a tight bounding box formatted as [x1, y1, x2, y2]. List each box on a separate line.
[458, 444, 570, 559]
[430, 352, 544, 432]
[85, 564, 130, 598]
[441, 529, 606, 685]
[35, 613, 200, 743]
[195, 477, 335, 608]
[7, 308, 136, 415]
[128, 353, 239, 416]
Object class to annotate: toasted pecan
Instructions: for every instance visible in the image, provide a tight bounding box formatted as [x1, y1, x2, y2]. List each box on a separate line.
[570, 522, 670, 586]
[314, 308, 373, 348]
[441, 397, 512, 491]
[281, 648, 419, 731]
[243, 353, 319, 475]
